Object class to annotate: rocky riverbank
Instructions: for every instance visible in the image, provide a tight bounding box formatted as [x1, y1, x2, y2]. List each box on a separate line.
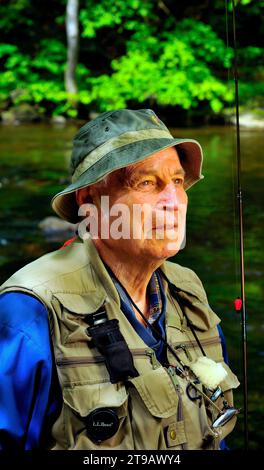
[1, 103, 263, 128]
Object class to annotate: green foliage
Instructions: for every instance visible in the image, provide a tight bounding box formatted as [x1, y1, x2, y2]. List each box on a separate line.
[0, 39, 68, 114]
[0, 0, 32, 32]
[89, 19, 234, 112]
[0, 0, 262, 118]
[80, 0, 154, 38]
[238, 46, 263, 67]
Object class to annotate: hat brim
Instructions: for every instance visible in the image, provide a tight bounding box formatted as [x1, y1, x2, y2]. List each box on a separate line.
[51, 137, 204, 223]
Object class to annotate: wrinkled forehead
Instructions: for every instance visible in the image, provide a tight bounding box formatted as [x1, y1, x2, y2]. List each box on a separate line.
[95, 146, 184, 191]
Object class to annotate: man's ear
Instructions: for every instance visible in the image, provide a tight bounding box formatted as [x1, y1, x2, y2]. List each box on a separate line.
[75, 187, 91, 207]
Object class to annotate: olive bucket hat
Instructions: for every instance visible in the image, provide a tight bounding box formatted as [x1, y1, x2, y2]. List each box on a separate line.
[51, 108, 204, 223]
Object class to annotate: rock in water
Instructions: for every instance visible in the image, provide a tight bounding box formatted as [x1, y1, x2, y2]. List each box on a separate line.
[38, 216, 77, 242]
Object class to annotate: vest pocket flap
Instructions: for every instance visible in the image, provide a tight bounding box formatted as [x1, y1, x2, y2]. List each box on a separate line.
[128, 367, 178, 418]
[63, 382, 128, 418]
[219, 362, 240, 392]
[53, 291, 106, 314]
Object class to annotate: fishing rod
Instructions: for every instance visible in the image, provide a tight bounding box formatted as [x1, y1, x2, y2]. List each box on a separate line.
[230, 0, 248, 450]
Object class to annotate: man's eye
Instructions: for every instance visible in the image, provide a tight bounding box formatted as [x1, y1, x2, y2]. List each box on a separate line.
[173, 178, 184, 185]
[139, 180, 154, 187]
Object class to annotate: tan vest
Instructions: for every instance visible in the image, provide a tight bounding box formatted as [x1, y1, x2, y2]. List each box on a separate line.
[1, 237, 239, 450]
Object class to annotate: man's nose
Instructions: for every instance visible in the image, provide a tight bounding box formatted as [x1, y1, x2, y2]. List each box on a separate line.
[156, 182, 180, 211]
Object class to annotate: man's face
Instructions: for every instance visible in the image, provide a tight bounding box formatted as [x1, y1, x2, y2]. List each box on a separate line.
[79, 146, 188, 262]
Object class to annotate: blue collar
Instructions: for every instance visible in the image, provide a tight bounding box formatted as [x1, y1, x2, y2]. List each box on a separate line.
[106, 267, 167, 361]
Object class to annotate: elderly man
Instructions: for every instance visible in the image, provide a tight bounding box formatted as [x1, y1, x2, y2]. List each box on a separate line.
[0, 109, 239, 450]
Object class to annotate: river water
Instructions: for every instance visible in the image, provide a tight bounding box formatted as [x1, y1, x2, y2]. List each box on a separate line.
[0, 122, 263, 449]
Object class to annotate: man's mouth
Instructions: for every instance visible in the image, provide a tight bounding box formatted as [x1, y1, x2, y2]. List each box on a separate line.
[153, 224, 178, 230]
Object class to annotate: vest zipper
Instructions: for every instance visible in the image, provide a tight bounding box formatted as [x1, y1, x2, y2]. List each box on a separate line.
[56, 348, 157, 368]
[173, 336, 221, 350]
[172, 337, 221, 362]
[56, 356, 104, 367]
[56, 338, 219, 368]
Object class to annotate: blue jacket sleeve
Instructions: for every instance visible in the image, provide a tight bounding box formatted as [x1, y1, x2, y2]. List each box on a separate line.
[0, 292, 54, 449]
[217, 323, 229, 365]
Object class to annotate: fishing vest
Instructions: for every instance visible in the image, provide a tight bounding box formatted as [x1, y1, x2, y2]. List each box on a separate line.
[0, 237, 239, 450]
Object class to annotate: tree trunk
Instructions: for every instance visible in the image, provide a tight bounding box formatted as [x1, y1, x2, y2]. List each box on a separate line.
[65, 0, 79, 96]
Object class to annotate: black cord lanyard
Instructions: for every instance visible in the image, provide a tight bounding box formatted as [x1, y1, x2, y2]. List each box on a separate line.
[158, 269, 206, 357]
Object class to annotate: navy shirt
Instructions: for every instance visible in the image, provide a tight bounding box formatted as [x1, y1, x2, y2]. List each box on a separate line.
[109, 268, 167, 361]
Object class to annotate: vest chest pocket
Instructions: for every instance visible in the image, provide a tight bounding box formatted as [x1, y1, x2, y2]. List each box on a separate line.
[126, 367, 187, 449]
[128, 366, 179, 418]
[60, 381, 133, 449]
[51, 291, 108, 346]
